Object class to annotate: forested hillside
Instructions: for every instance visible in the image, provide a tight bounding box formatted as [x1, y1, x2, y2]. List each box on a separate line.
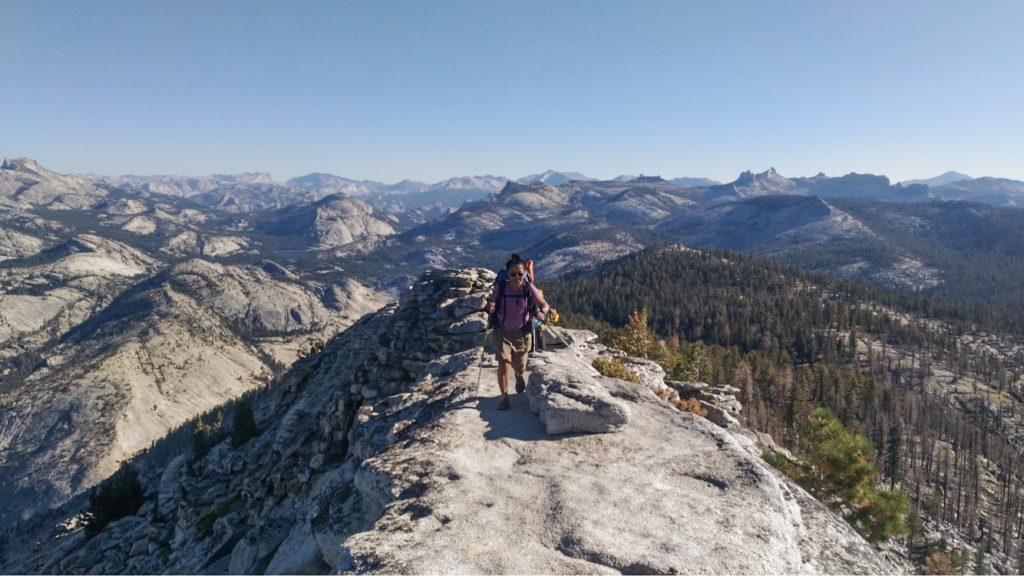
[546, 245, 1024, 573]
[791, 199, 1024, 331]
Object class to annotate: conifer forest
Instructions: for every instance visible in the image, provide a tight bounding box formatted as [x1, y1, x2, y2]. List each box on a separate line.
[547, 246, 1024, 572]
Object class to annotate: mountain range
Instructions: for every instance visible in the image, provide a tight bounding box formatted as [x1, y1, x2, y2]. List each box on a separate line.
[3, 156, 1024, 572]
[0, 159, 391, 524]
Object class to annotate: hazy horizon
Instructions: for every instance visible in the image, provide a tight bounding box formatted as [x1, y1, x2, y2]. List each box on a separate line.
[4, 154, 990, 187]
[3, 0, 1022, 183]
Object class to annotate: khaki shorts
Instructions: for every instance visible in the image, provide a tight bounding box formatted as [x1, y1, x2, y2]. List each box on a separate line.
[492, 326, 533, 373]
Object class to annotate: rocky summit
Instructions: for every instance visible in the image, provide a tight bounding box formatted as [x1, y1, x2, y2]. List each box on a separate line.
[2, 269, 898, 574]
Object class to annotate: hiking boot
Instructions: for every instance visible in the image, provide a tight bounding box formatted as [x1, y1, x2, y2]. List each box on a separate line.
[498, 395, 511, 410]
[515, 374, 526, 394]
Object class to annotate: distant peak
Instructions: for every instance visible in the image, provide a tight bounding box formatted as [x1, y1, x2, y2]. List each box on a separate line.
[500, 179, 540, 193]
[734, 170, 756, 185]
[516, 170, 593, 185]
[2, 157, 47, 176]
[899, 171, 973, 187]
[733, 168, 789, 184]
[759, 167, 787, 179]
[498, 179, 559, 200]
[315, 193, 354, 205]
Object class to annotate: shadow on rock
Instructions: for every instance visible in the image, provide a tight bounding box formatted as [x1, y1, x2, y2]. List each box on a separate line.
[476, 393, 559, 442]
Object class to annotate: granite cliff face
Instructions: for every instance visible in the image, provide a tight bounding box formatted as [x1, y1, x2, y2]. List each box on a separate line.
[2, 269, 899, 574]
[0, 157, 108, 210]
[0, 259, 385, 524]
[256, 195, 397, 250]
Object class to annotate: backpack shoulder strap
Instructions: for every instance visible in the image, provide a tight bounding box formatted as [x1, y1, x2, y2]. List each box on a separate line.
[494, 279, 508, 313]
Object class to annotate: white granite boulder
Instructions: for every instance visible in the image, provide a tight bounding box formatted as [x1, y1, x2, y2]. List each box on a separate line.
[527, 362, 630, 435]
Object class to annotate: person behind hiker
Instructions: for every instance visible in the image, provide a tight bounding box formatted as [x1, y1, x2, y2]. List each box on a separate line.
[484, 254, 551, 410]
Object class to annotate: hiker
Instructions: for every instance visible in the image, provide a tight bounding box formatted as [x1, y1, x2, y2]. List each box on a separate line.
[485, 254, 552, 410]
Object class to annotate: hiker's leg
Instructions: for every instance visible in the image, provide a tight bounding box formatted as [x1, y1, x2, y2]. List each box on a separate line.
[513, 332, 531, 382]
[492, 329, 511, 398]
[496, 358, 510, 396]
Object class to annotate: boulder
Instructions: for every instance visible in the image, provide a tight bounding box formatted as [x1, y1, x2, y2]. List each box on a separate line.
[128, 537, 148, 558]
[666, 380, 743, 428]
[700, 399, 741, 429]
[447, 313, 488, 335]
[265, 520, 326, 574]
[618, 355, 667, 392]
[157, 455, 186, 519]
[452, 294, 488, 317]
[527, 363, 630, 435]
[666, 380, 708, 396]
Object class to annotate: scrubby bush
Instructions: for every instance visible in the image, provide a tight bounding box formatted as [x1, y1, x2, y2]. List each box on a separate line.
[922, 550, 956, 575]
[298, 338, 325, 359]
[654, 388, 709, 417]
[672, 396, 708, 417]
[592, 357, 642, 384]
[762, 450, 804, 478]
[612, 309, 659, 359]
[192, 410, 225, 459]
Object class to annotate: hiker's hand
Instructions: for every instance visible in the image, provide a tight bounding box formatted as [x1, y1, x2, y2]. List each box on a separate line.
[536, 310, 546, 321]
[485, 301, 495, 314]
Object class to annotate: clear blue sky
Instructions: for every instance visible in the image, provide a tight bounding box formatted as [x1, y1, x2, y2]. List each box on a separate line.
[2, 0, 1022, 183]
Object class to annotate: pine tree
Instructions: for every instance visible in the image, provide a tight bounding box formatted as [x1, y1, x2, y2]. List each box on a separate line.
[673, 342, 711, 381]
[613, 309, 657, 359]
[853, 488, 911, 543]
[192, 410, 225, 459]
[801, 408, 876, 505]
[973, 543, 988, 575]
[884, 421, 902, 488]
[82, 463, 145, 538]
[231, 398, 259, 448]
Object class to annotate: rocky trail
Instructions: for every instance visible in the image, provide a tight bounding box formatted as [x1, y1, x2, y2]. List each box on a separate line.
[335, 343, 898, 574]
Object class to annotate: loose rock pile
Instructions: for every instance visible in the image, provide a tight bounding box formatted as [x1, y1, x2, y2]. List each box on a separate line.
[668, 381, 744, 428]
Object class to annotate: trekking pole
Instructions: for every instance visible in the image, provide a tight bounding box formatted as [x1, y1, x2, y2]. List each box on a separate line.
[542, 323, 574, 350]
[539, 321, 585, 360]
[531, 316, 538, 353]
[476, 327, 491, 393]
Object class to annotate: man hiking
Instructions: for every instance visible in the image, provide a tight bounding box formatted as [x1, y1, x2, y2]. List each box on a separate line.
[484, 254, 552, 410]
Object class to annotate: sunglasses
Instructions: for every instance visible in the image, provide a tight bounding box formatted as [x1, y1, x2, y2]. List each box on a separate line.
[508, 272, 524, 277]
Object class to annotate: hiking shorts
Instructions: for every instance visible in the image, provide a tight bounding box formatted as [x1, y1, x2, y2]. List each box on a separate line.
[492, 326, 532, 373]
